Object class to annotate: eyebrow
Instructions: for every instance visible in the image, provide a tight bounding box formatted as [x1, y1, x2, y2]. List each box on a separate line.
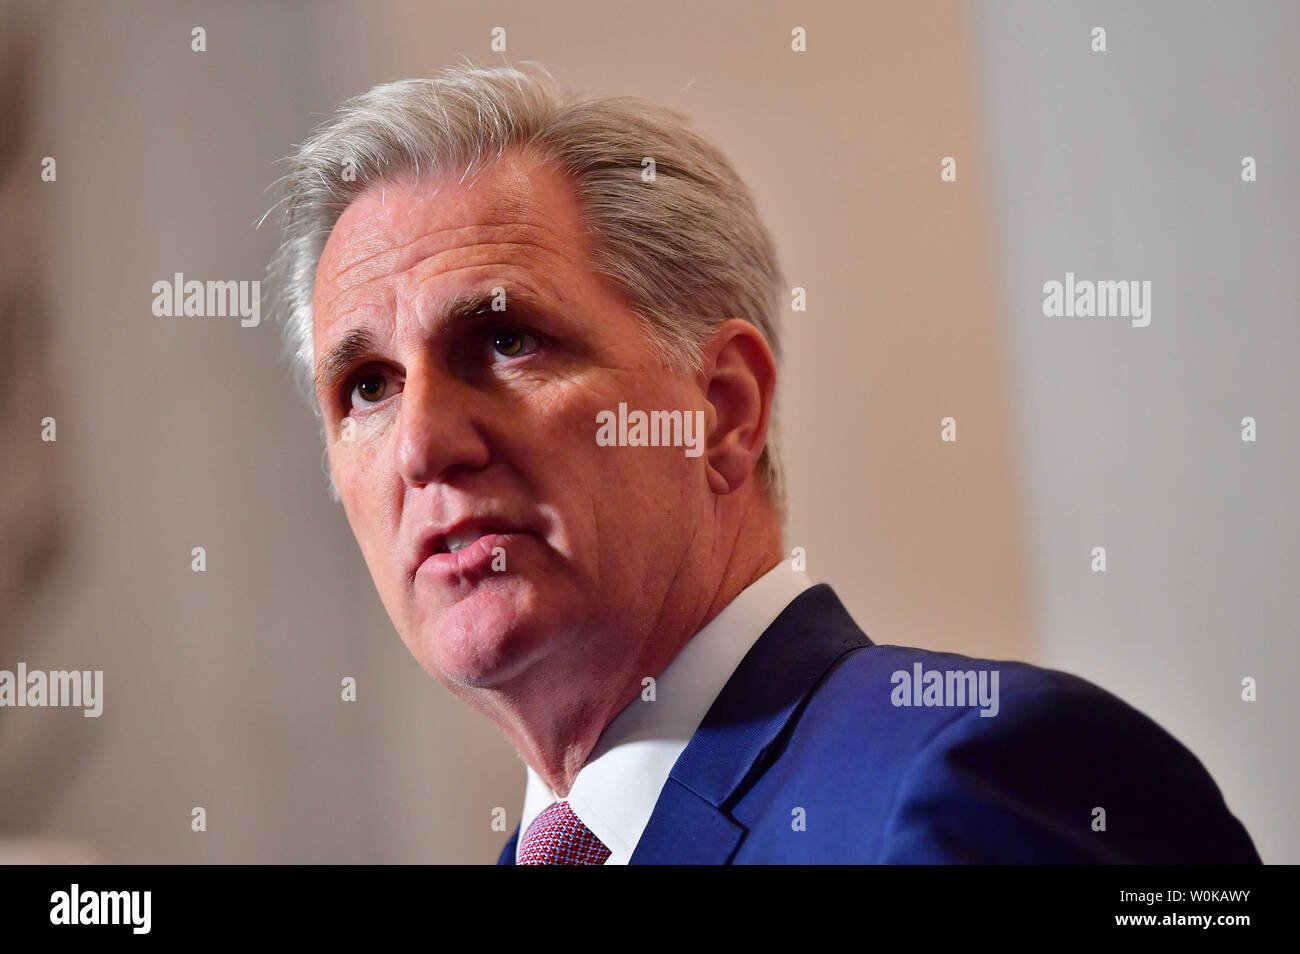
[314, 325, 379, 402]
[313, 287, 555, 400]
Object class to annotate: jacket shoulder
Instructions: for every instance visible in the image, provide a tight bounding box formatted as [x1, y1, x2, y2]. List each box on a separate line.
[732, 643, 1259, 863]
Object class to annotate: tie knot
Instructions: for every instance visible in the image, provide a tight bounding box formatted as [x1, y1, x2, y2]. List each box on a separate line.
[518, 800, 611, 865]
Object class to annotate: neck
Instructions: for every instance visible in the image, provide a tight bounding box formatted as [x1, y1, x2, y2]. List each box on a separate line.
[466, 492, 783, 797]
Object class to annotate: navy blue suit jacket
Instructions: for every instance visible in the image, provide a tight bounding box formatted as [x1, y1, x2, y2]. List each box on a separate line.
[499, 584, 1260, 864]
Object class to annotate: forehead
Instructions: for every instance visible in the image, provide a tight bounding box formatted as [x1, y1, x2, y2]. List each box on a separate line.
[312, 152, 591, 326]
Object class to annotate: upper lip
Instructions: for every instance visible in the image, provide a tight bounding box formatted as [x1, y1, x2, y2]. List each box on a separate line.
[408, 518, 527, 576]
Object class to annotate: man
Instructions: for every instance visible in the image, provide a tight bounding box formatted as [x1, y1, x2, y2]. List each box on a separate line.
[268, 65, 1259, 864]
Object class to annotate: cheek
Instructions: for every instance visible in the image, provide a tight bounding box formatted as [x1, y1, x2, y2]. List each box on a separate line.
[505, 375, 614, 482]
[516, 374, 704, 535]
[330, 437, 401, 585]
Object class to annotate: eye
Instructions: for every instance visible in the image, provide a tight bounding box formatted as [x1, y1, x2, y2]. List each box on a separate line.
[348, 369, 393, 409]
[490, 328, 538, 361]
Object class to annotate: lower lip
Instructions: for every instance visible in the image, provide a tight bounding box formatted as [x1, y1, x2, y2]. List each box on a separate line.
[415, 532, 526, 581]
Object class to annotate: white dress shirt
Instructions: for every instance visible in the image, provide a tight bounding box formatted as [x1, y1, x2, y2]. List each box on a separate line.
[516, 562, 815, 864]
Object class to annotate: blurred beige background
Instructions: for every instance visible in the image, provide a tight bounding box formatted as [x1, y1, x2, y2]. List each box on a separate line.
[0, 0, 1292, 863]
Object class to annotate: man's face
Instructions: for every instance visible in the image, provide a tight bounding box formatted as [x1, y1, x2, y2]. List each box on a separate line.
[311, 153, 710, 693]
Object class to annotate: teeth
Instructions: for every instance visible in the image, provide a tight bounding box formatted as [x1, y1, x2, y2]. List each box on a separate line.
[445, 529, 489, 553]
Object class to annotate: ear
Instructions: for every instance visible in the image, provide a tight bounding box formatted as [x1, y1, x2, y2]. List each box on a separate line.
[700, 319, 777, 496]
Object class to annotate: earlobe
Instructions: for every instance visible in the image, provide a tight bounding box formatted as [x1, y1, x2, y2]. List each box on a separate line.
[702, 319, 776, 496]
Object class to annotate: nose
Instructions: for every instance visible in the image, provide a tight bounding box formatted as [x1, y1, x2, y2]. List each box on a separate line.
[395, 357, 492, 487]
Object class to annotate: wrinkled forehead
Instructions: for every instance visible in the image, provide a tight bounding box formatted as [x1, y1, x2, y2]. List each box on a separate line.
[314, 152, 580, 300]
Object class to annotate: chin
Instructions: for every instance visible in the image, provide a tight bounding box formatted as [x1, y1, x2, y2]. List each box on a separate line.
[414, 583, 557, 689]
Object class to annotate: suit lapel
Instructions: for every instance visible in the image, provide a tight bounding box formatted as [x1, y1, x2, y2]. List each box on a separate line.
[630, 584, 871, 863]
[624, 778, 745, 864]
[498, 827, 519, 865]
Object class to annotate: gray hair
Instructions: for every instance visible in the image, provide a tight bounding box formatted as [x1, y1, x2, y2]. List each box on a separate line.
[266, 63, 786, 510]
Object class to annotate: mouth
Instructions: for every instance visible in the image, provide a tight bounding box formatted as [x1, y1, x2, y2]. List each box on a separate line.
[409, 520, 532, 583]
[438, 525, 508, 554]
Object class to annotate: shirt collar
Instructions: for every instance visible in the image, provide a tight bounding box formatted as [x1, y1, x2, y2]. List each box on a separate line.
[517, 561, 814, 863]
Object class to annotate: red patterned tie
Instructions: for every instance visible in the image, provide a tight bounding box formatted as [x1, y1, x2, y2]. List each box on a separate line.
[517, 800, 611, 865]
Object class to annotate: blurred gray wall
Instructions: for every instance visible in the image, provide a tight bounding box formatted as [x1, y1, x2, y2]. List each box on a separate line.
[970, 0, 1299, 862]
